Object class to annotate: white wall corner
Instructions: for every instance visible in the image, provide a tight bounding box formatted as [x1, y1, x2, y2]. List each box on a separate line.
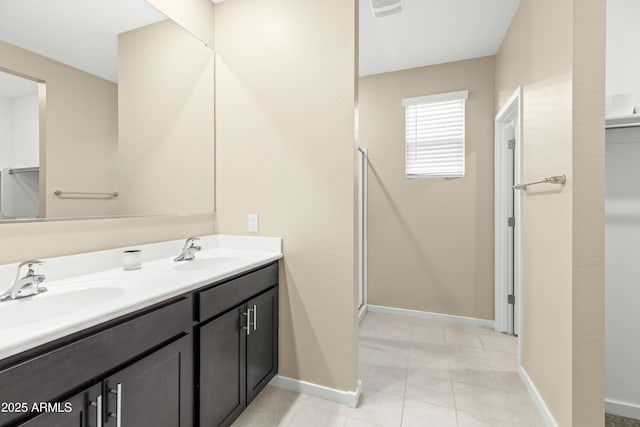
[367, 305, 495, 330]
[269, 375, 362, 409]
[518, 367, 559, 427]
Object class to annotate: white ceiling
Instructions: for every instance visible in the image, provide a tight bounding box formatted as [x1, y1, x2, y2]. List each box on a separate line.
[0, 0, 168, 82]
[0, 0, 519, 81]
[359, 0, 520, 76]
[0, 70, 38, 98]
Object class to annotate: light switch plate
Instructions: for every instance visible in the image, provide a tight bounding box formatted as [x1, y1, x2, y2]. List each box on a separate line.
[248, 213, 259, 233]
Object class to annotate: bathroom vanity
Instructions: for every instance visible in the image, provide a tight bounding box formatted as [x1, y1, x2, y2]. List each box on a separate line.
[0, 235, 281, 427]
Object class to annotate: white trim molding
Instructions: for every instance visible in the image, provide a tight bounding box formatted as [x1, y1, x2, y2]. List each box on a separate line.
[519, 367, 558, 427]
[269, 375, 362, 409]
[367, 305, 494, 329]
[606, 398, 640, 420]
[402, 90, 469, 107]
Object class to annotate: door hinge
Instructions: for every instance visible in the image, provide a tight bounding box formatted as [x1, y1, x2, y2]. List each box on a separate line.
[508, 217, 515, 227]
[508, 294, 515, 305]
[508, 139, 515, 150]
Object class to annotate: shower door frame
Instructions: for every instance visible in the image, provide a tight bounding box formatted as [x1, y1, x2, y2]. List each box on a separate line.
[357, 147, 368, 322]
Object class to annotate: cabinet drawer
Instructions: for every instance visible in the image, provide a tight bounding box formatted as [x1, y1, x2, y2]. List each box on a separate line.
[196, 262, 278, 322]
[0, 297, 191, 426]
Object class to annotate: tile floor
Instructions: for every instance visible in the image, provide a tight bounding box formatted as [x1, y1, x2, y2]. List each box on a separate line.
[232, 311, 546, 427]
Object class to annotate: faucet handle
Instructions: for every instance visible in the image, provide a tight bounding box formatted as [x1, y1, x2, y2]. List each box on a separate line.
[18, 260, 44, 278]
[18, 259, 44, 274]
[184, 237, 200, 247]
[18, 260, 44, 269]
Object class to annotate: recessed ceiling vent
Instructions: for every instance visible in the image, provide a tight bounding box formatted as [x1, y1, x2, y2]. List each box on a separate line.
[370, 0, 403, 17]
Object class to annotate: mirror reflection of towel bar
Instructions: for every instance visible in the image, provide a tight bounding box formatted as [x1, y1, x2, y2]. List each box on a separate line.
[8, 167, 39, 174]
[513, 175, 566, 191]
[54, 190, 119, 199]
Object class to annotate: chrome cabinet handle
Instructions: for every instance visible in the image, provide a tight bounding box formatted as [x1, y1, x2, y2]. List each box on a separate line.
[108, 384, 122, 427]
[243, 305, 258, 335]
[252, 304, 257, 331]
[243, 309, 251, 336]
[90, 394, 102, 427]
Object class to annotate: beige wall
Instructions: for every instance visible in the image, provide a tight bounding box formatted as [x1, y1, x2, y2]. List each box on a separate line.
[214, 0, 358, 392]
[0, 40, 119, 219]
[0, 1, 215, 265]
[118, 20, 215, 216]
[360, 56, 495, 320]
[495, 0, 605, 425]
[146, 0, 215, 48]
[0, 214, 214, 265]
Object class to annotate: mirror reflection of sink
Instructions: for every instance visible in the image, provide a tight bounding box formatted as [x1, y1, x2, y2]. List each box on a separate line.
[173, 257, 239, 271]
[0, 285, 126, 326]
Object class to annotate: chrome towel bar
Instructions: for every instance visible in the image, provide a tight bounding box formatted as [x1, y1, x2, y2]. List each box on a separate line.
[513, 175, 566, 191]
[54, 190, 119, 199]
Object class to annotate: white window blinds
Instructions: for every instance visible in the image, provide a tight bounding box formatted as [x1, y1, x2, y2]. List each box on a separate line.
[403, 90, 468, 178]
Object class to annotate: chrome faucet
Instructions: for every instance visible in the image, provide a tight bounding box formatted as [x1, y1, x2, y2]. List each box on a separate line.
[0, 260, 47, 301]
[174, 237, 202, 262]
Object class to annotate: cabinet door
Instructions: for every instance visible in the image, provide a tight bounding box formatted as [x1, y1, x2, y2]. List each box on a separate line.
[199, 306, 246, 427]
[246, 287, 278, 404]
[104, 335, 192, 427]
[18, 384, 101, 427]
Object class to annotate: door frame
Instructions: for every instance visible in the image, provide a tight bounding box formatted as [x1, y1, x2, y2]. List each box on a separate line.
[494, 87, 522, 337]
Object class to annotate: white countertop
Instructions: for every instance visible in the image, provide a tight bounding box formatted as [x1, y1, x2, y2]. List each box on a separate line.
[0, 235, 282, 360]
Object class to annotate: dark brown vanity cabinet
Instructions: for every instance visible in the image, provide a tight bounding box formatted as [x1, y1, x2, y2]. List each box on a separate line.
[102, 335, 192, 427]
[198, 307, 246, 427]
[16, 335, 192, 427]
[197, 263, 279, 427]
[2, 297, 192, 427]
[246, 288, 278, 403]
[18, 385, 101, 427]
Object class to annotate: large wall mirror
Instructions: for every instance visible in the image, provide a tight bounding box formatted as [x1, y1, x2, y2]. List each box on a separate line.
[0, 0, 215, 221]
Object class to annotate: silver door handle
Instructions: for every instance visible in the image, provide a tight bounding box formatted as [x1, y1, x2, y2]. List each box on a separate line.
[90, 394, 102, 427]
[109, 384, 122, 427]
[252, 304, 257, 331]
[243, 309, 252, 336]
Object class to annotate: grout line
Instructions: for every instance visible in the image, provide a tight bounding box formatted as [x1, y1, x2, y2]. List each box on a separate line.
[398, 322, 418, 427]
[479, 334, 488, 352]
[399, 386, 406, 427]
[451, 376, 460, 426]
[398, 326, 411, 427]
[445, 337, 460, 426]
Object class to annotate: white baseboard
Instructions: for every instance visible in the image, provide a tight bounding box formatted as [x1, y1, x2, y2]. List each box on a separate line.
[358, 304, 368, 324]
[367, 304, 495, 330]
[519, 367, 558, 427]
[269, 375, 362, 408]
[606, 398, 640, 420]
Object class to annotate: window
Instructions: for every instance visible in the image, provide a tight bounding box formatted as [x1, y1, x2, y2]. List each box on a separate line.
[403, 90, 468, 178]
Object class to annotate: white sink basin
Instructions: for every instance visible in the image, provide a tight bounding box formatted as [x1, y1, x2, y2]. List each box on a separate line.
[0, 283, 127, 326]
[173, 257, 240, 271]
